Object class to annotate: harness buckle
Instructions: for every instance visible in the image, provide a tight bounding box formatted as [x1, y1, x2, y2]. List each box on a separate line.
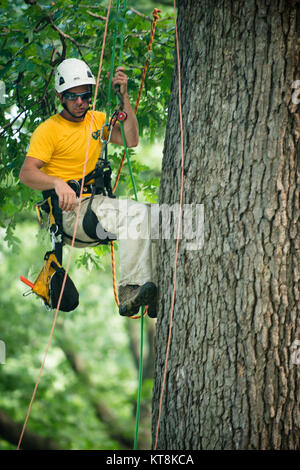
[68, 179, 81, 197]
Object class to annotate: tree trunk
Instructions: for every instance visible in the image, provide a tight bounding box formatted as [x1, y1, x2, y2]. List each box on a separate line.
[153, 0, 300, 450]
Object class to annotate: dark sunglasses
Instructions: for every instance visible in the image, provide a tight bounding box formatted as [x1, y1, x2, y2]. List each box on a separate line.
[63, 91, 92, 101]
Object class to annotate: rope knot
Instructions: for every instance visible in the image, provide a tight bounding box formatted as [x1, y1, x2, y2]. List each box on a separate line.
[152, 8, 161, 21]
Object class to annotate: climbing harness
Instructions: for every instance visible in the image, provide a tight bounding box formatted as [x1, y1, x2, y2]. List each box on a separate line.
[20, 81, 124, 305]
[21, 195, 79, 312]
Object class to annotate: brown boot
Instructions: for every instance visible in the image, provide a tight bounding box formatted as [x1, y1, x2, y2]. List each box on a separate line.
[118, 282, 157, 318]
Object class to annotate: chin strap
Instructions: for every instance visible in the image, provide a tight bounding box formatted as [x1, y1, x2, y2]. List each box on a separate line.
[62, 102, 89, 120]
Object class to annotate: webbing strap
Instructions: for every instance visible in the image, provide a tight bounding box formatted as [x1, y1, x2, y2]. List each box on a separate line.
[48, 197, 56, 227]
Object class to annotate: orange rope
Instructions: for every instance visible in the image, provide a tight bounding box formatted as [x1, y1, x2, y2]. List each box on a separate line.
[110, 8, 161, 319]
[16, 0, 112, 450]
[134, 8, 161, 114]
[154, 0, 184, 450]
[112, 8, 161, 193]
[111, 240, 119, 307]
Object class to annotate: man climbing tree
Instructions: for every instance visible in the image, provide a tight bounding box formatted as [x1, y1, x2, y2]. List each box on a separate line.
[153, 0, 299, 450]
[0, 1, 175, 450]
[19, 58, 158, 318]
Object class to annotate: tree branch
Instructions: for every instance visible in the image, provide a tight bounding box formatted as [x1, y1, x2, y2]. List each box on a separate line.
[86, 10, 106, 21]
[50, 31, 67, 66]
[24, 0, 89, 58]
[57, 332, 133, 449]
[46, 17, 89, 57]
[0, 408, 61, 450]
[129, 8, 152, 22]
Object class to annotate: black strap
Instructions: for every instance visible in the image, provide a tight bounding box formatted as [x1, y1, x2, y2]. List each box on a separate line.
[41, 192, 64, 264]
[40, 187, 116, 247]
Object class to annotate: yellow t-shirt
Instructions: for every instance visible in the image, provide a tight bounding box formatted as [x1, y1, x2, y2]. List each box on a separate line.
[26, 111, 109, 182]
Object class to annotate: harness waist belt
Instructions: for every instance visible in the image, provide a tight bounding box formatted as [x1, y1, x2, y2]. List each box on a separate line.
[67, 180, 94, 198]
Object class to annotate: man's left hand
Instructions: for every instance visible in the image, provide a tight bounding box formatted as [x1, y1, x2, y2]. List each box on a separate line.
[109, 67, 139, 148]
[112, 67, 128, 97]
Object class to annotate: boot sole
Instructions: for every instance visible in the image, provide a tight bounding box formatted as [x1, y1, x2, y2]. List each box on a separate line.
[119, 282, 157, 317]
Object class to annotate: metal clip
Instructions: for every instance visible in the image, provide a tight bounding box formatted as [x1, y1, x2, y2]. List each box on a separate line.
[100, 122, 114, 145]
[23, 289, 33, 297]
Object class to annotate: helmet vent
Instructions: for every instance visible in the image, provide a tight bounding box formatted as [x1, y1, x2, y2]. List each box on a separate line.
[55, 59, 96, 92]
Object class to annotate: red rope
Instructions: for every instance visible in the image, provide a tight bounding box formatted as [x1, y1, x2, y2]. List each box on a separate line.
[111, 8, 161, 320]
[112, 8, 161, 193]
[154, 0, 184, 450]
[16, 0, 112, 450]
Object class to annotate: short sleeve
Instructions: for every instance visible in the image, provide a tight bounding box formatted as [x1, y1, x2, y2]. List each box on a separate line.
[26, 119, 56, 163]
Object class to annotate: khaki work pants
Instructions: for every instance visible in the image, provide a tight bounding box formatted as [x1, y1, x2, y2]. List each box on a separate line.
[62, 195, 157, 288]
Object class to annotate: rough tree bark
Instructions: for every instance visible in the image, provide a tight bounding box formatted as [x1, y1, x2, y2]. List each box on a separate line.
[153, 0, 300, 450]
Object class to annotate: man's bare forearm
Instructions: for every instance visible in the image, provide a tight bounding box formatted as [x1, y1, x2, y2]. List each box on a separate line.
[110, 90, 139, 147]
[19, 166, 60, 191]
[19, 162, 76, 211]
[121, 93, 139, 147]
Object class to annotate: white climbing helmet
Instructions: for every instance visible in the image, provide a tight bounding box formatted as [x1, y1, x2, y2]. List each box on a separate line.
[55, 58, 96, 93]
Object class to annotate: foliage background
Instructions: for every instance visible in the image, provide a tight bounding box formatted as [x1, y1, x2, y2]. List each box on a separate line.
[0, 0, 174, 449]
